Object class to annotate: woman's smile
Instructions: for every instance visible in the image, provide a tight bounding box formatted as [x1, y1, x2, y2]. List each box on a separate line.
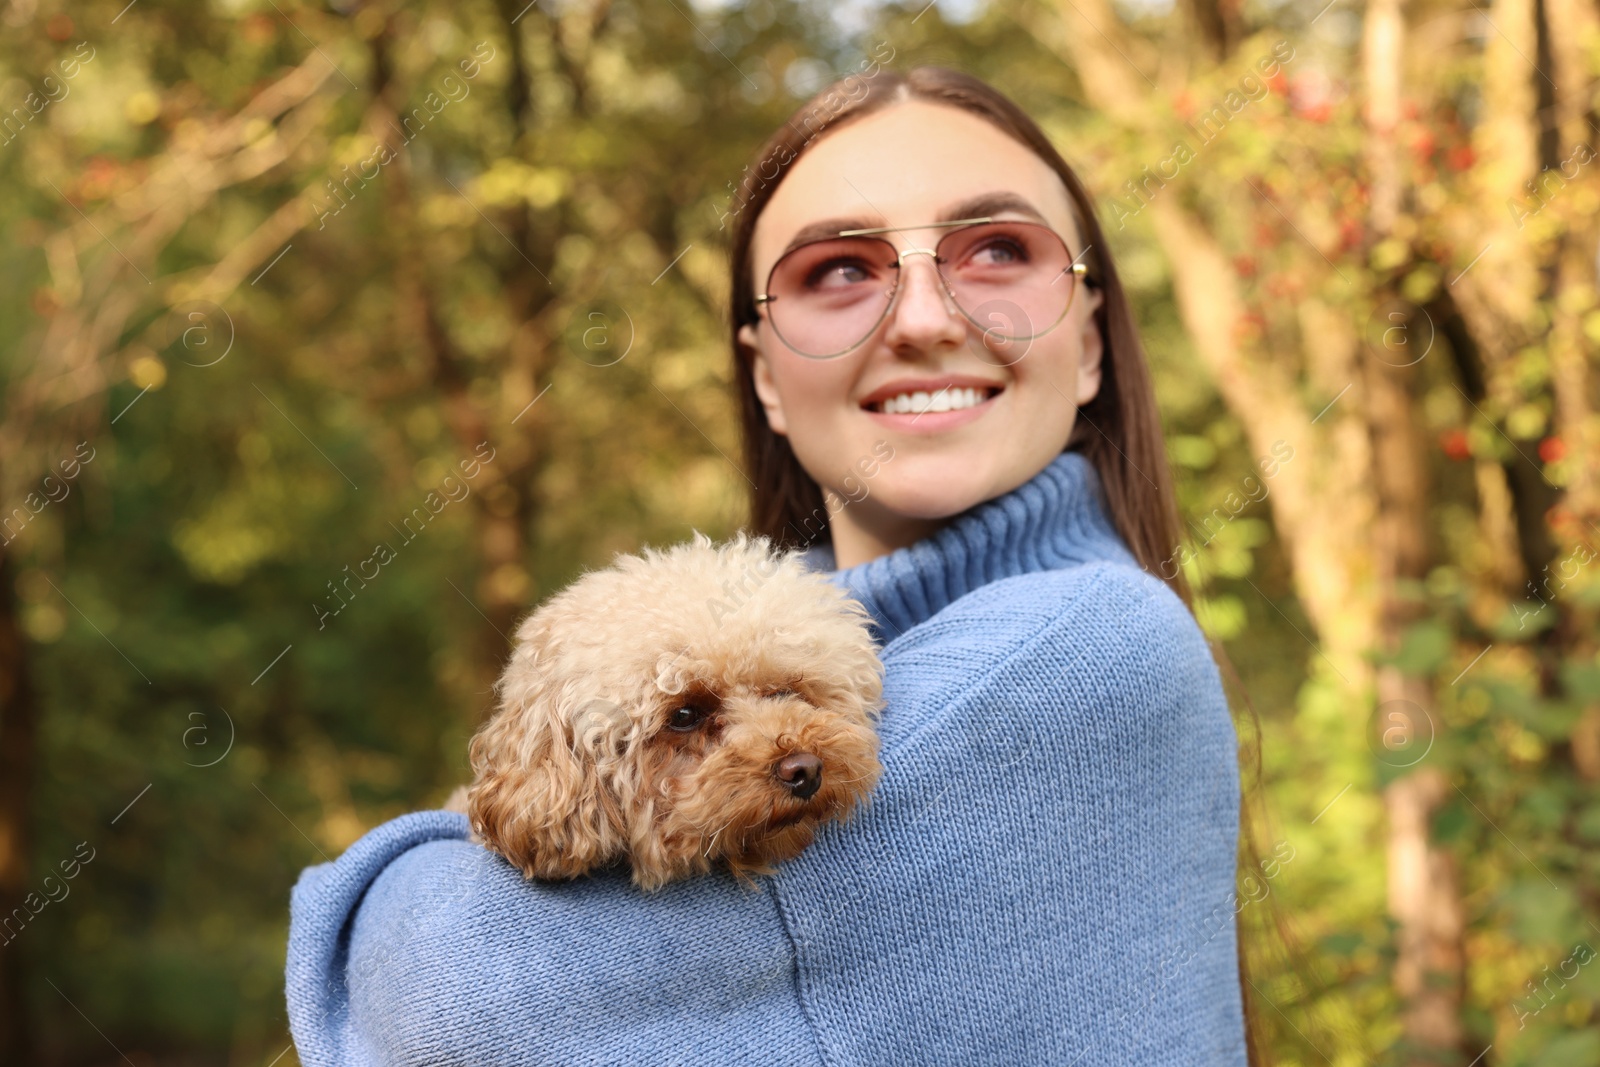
[858, 374, 1006, 434]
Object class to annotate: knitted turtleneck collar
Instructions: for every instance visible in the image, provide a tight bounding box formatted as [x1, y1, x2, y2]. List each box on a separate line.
[800, 449, 1139, 642]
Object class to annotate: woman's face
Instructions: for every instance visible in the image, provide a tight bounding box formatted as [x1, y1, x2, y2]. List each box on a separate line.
[739, 100, 1104, 555]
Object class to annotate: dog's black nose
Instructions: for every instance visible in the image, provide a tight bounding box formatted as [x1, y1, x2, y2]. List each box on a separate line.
[774, 753, 822, 800]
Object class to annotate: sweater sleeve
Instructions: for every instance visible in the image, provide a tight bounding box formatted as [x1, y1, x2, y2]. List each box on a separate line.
[286, 811, 473, 1067]
[285, 811, 823, 1066]
[768, 560, 1248, 1065]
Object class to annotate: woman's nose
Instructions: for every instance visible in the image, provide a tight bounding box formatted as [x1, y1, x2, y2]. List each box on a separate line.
[881, 252, 968, 353]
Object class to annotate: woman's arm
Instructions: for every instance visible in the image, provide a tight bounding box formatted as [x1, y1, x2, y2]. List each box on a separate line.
[286, 811, 826, 1066]
[286, 810, 472, 1066]
[768, 560, 1248, 1066]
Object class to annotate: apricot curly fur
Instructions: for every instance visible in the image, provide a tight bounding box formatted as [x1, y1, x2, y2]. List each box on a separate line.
[456, 532, 885, 891]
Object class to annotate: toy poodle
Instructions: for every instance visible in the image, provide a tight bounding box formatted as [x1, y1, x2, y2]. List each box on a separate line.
[446, 532, 885, 891]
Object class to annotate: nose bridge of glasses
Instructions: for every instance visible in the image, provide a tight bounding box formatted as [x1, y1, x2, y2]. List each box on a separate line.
[894, 245, 939, 267]
[888, 243, 962, 320]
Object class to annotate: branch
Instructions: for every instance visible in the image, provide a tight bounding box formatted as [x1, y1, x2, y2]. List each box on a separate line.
[2, 49, 344, 502]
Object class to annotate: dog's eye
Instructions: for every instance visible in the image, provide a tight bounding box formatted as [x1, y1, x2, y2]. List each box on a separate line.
[767, 688, 797, 700]
[668, 704, 710, 732]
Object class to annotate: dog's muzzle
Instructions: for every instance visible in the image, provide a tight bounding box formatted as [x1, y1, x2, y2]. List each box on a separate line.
[773, 753, 822, 800]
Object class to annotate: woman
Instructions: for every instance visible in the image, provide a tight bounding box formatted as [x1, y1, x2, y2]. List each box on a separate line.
[286, 65, 1255, 1064]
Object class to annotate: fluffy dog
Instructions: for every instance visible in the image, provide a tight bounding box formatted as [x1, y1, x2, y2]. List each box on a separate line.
[450, 532, 884, 891]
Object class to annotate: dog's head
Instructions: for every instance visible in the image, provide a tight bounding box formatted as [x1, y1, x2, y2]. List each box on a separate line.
[466, 532, 884, 891]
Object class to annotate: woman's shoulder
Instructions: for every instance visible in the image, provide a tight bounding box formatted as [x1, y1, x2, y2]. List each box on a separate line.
[879, 560, 1216, 715]
[890, 555, 1190, 640]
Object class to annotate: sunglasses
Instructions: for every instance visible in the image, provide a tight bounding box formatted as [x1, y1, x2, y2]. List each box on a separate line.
[752, 216, 1094, 360]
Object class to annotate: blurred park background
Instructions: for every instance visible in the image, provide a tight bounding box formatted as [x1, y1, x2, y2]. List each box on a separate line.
[1, 0, 1598, 1062]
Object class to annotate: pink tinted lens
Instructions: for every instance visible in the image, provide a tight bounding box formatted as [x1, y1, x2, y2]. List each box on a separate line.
[765, 236, 898, 358]
[937, 222, 1076, 340]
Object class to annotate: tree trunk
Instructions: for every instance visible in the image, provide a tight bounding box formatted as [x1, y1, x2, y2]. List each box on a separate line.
[0, 549, 36, 1061]
[1361, 0, 1469, 1054]
[1366, 335, 1466, 1056]
[1539, 0, 1599, 525]
[370, 12, 554, 705]
[1382, 754, 1465, 1055]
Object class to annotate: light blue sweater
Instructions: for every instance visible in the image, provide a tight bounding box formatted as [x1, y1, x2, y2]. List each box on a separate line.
[285, 449, 1247, 1065]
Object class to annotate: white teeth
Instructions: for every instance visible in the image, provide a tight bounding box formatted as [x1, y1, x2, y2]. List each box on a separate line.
[874, 387, 992, 414]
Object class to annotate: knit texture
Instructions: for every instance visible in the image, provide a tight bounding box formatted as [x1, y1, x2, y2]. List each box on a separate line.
[285, 449, 1247, 1065]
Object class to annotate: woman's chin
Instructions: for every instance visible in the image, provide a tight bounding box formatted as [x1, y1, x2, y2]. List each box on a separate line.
[859, 473, 998, 525]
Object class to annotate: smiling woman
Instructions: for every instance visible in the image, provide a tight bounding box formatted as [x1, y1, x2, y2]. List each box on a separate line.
[283, 63, 1266, 1067]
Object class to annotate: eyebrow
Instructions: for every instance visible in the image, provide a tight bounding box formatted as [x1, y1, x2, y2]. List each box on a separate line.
[774, 192, 1052, 259]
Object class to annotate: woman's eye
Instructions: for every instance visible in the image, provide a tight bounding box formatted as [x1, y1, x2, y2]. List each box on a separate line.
[805, 259, 872, 290]
[969, 239, 1027, 266]
[668, 705, 708, 731]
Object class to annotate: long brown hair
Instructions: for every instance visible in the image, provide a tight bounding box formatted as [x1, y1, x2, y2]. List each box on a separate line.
[726, 66, 1300, 1063]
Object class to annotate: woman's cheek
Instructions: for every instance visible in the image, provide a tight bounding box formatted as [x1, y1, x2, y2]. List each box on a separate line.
[1007, 341, 1085, 453]
[783, 354, 856, 418]
[775, 356, 857, 461]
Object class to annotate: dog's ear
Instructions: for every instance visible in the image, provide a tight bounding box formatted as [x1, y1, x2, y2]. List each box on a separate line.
[466, 618, 629, 881]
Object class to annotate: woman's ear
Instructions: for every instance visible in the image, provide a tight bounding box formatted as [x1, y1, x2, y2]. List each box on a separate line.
[741, 323, 790, 437]
[1074, 285, 1106, 406]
